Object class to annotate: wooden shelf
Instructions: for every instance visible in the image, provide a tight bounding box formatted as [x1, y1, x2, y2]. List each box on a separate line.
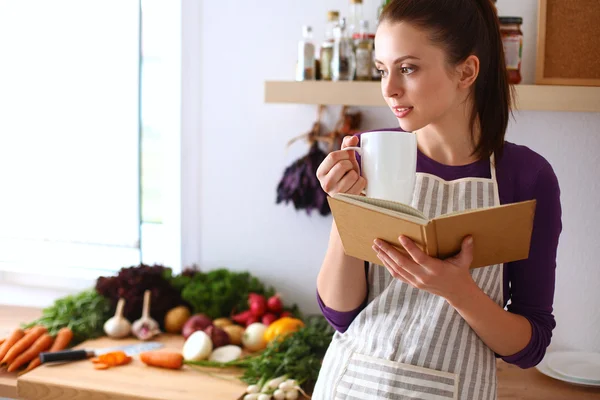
[264, 81, 600, 113]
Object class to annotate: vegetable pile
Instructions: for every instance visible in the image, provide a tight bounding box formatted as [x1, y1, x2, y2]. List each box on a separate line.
[185, 315, 334, 395]
[8, 263, 333, 397]
[95, 264, 188, 330]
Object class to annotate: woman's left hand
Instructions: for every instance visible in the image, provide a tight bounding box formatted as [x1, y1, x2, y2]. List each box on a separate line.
[373, 235, 476, 305]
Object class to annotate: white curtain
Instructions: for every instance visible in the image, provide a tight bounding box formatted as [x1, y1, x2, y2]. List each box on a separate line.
[0, 0, 141, 275]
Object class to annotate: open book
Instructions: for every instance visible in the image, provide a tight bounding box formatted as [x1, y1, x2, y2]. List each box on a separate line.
[327, 193, 536, 269]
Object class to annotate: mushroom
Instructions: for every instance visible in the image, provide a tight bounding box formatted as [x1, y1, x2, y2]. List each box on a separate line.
[131, 290, 161, 340]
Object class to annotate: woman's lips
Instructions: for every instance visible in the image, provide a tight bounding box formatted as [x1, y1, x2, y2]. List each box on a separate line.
[392, 106, 414, 118]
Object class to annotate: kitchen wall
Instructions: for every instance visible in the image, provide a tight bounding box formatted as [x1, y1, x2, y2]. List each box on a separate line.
[192, 0, 600, 352]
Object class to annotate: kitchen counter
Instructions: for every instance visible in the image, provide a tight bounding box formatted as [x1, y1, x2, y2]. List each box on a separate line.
[2, 305, 600, 399]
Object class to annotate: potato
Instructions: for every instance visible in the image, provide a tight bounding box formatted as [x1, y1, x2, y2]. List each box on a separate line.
[213, 318, 233, 328]
[164, 306, 191, 334]
[222, 324, 245, 346]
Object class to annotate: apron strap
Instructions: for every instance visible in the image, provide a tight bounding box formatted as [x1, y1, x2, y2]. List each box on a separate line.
[490, 152, 501, 205]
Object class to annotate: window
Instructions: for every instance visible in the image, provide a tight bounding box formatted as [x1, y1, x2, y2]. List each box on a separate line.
[0, 0, 141, 280]
[0, 1, 182, 297]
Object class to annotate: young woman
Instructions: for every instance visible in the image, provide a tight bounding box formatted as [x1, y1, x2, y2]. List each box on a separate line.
[313, 0, 562, 399]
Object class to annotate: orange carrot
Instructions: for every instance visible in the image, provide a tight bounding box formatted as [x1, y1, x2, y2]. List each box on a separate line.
[0, 338, 5, 346]
[139, 351, 183, 370]
[0, 329, 25, 364]
[25, 327, 73, 372]
[89, 351, 132, 370]
[1, 326, 47, 366]
[7, 333, 53, 372]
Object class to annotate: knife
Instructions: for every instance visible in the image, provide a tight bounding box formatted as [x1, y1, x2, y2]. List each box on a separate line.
[39, 341, 164, 364]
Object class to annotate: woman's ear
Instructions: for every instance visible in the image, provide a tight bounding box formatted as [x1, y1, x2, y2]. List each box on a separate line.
[457, 55, 480, 89]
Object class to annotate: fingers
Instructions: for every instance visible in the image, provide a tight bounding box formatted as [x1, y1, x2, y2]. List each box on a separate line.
[347, 176, 367, 195]
[341, 135, 360, 171]
[341, 135, 359, 149]
[334, 169, 361, 195]
[398, 235, 431, 266]
[316, 148, 355, 179]
[446, 236, 474, 268]
[316, 135, 366, 196]
[373, 245, 414, 285]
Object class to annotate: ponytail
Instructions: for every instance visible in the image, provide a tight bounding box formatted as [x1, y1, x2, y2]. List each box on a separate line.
[471, 0, 510, 160]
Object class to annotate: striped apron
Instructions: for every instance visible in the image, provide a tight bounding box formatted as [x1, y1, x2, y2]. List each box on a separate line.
[313, 156, 503, 400]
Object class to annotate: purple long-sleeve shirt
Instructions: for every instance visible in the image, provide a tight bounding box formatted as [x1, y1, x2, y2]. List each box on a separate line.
[318, 140, 562, 369]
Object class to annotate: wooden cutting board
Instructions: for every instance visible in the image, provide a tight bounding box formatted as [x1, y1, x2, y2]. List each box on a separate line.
[17, 334, 249, 400]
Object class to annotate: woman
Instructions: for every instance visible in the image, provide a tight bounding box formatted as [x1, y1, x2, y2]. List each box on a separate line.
[313, 0, 562, 399]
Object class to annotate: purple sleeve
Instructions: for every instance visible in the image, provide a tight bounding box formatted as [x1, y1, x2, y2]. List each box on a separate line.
[500, 163, 562, 368]
[317, 291, 366, 333]
[317, 262, 369, 333]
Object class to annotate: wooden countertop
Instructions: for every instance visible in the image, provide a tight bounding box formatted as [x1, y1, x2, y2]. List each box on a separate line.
[2, 305, 600, 399]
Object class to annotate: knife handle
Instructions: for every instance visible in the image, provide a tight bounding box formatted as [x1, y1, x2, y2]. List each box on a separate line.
[39, 350, 92, 363]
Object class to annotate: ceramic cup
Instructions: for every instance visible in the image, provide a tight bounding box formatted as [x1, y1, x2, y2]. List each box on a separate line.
[345, 130, 417, 204]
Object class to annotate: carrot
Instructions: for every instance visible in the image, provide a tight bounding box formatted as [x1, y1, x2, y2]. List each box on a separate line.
[89, 351, 132, 370]
[139, 351, 183, 370]
[0, 329, 25, 364]
[0, 338, 5, 346]
[25, 327, 73, 372]
[7, 333, 53, 372]
[1, 326, 47, 366]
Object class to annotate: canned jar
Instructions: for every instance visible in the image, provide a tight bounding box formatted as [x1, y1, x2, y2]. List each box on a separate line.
[499, 16, 523, 84]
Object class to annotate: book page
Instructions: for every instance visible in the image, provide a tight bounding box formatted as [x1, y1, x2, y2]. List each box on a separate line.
[336, 194, 427, 221]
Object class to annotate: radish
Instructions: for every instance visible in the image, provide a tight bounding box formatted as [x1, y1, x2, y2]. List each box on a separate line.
[208, 345, 242, 363]
[232, 310, 253, 326]
[257, 395, 271, 400]
[245, 315, 260, 326]
[246, 385, 260, 394]
[273, 389, 286, 400]
[262, 313, 278, 326]
[250, 300, 266, 317]
[264, 375, 287, 391]
[267, 295, 283, 314]
[279, 311, 292, 318]
[248, 293, 267, 317]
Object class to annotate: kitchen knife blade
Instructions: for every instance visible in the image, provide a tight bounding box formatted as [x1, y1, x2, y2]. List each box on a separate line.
[39, 341, 164, 364]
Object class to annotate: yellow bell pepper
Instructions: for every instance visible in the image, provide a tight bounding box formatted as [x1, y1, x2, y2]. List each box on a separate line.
[263, 317, 305, 343]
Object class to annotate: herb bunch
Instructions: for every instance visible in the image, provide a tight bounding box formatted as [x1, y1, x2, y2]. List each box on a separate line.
[23, 289, 111, 345]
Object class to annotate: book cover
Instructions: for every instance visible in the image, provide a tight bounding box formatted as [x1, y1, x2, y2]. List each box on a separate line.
[327, 193, 536, 269]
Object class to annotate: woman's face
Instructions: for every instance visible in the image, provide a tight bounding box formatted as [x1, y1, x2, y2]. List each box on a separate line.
[375, 21, 463, 132]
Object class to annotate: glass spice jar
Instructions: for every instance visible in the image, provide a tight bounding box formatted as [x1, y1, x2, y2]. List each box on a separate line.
[499, 16, 523, 84]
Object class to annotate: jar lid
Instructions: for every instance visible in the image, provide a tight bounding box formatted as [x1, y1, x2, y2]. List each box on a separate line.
[499, 16, 523, 25]
[351, 0, 363, 4]
[327, 10, 340, 21]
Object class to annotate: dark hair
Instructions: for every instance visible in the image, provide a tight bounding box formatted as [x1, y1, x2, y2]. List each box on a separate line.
[379, 0, 510, 160]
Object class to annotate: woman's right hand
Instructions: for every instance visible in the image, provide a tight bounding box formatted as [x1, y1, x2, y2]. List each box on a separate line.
[316, 135, 367, 197]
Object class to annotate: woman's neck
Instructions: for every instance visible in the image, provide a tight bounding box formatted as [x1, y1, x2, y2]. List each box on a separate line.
[415, 103, 481, 166]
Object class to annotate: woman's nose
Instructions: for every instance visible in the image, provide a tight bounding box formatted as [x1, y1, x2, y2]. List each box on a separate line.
[381, 75, 402, 99]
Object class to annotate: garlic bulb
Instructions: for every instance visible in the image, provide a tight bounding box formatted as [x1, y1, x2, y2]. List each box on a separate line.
[132, 290, 161, 340]
[104, 298, 131, 338]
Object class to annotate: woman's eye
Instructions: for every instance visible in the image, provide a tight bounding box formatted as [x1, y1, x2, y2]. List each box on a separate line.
[377, 69, 388, 78]
[400, 66, 415, 74]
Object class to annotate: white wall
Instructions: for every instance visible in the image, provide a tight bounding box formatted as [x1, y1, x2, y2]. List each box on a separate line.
[194, 0, 600, 352]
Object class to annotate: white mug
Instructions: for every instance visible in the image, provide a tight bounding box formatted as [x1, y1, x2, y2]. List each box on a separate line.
[345, 131, 417, 204]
